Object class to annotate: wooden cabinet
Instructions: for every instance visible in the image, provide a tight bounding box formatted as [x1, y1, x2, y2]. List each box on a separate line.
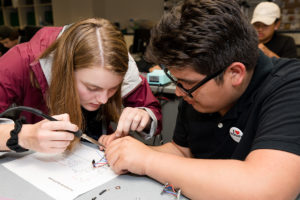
[0, 0, 53, 28]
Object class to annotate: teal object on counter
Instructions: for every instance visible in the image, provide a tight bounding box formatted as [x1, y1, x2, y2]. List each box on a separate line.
[147, 69, 171, 85]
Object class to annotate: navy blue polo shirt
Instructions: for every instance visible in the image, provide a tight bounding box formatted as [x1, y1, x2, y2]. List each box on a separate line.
[173, 52, 300, 160]
[265, 32, 297, 58]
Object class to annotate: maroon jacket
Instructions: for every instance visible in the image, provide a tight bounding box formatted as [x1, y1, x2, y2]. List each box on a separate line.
[0, 27, 162, 135]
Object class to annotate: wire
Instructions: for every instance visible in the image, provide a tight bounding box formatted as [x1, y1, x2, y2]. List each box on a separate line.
[0, 106, 52, 120]
[92, 152, 108, 168]
[0, 106, 82, 137]
[161, 183, 181, 198]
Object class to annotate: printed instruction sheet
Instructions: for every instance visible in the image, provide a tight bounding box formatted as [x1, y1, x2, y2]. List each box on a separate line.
[2, 143, 117, 200]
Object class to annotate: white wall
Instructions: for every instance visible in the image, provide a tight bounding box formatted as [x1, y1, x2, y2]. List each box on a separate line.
[52, 0, 163, 28]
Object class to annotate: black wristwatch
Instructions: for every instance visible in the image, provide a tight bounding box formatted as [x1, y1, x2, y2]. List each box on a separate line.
[6, 119, 28, 153]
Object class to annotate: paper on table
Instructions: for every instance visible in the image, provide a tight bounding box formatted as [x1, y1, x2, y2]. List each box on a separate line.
[2, 143, 118, 200]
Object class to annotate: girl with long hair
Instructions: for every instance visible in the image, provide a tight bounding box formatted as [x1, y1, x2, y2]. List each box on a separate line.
[0, 18, 161, 153]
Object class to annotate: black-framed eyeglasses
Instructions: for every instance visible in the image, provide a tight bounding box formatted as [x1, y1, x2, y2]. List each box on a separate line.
[164, 67, 226, 98]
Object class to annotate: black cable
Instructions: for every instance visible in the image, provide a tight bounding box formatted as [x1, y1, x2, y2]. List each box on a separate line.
[0, 106, 82, 137]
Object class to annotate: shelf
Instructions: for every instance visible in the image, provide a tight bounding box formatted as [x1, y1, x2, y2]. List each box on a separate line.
[18, 5, 34, 8]
[0, 10, 3, 25]
[36, 3, 51, 6]
[0, 0, 53, 27]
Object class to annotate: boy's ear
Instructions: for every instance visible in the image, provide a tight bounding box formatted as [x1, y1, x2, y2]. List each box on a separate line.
[226, 62, 246, 86]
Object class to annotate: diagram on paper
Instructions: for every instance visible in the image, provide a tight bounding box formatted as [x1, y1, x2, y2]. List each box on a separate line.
[3, 143, 118, 200]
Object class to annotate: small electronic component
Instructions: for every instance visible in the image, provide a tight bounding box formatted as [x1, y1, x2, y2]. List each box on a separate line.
[99, 189, 107, 195]
[161, 183, 181, 199]
[91, 156, 107, 168]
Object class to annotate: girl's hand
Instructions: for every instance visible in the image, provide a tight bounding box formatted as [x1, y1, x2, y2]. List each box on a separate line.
[18, 113, 77, 153]
[114, 107, 151, 137]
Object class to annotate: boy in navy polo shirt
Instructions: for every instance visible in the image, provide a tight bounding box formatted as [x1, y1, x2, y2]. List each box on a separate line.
[103, 1, 300, 199]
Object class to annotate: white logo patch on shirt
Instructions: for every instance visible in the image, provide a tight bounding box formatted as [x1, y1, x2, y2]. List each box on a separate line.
[229, 127, 243, 143]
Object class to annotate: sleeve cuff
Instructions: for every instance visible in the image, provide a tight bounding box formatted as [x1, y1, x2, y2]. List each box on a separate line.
[0, 118, 14, 124]
[137, 107, 157, 140]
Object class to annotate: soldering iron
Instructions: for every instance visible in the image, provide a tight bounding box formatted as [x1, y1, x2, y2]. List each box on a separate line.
[0, 106, 106, 148]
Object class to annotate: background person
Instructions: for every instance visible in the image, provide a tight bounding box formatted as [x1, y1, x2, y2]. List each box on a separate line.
[102, 1, 300, 199]
[251, 2, 297, 58]
[0, 25, 41, 49]
[0, 25, 21, 49]
[0, 18, 161, 153]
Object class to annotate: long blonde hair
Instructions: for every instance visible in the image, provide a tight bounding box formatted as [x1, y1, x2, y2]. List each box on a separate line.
[40, 18, 128, 148]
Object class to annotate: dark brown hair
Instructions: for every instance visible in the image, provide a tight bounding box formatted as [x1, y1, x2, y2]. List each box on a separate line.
[145, 0, 259, 78]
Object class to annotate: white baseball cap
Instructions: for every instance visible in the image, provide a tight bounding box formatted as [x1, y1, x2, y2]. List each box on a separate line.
[251, 2, 280, 25]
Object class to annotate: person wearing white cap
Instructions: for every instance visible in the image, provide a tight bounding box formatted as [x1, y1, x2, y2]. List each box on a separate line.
[251, 2, 297, 58]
